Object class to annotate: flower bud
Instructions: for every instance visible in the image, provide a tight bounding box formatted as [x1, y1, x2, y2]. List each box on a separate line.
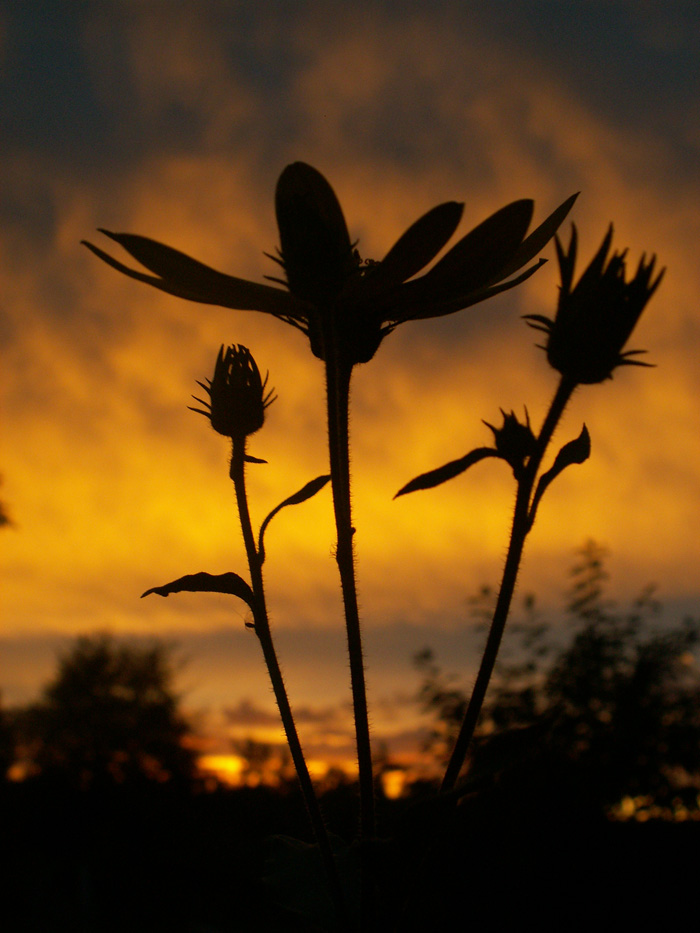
[190, 345, 275, 441]
[524, 225, 664, 385]
[483, 409, 537, 478]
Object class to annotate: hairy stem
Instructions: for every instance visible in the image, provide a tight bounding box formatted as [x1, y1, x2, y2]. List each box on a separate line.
[324, 356, 375, 841]
[441, 376, 576, 794]
[229, 443, 347, 928]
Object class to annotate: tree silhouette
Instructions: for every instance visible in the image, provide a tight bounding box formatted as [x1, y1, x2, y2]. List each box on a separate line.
[23, 634, 196, 788]
[416, 542, 700, 817]
[0, 695, 14, 780]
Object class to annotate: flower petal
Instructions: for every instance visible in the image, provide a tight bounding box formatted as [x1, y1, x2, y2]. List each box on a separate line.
[367, 201, 464, 293]
[496, 193, 579, 280]
[82, 232, 306, 319]
[395, 257, 545, 322]
[417, 199, 535, 300]
[275, 162, 355, 304]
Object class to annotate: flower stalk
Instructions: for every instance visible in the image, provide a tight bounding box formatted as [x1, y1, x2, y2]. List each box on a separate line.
[228, 440, 348, 927]
[440, 375, 576, 793]
[440, 225, 664, 792]
[192, 344, 347, 927]
[325, 352, 375, 841]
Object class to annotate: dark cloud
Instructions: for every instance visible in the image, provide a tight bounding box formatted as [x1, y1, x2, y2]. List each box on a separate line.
[4, 2, 698, 172]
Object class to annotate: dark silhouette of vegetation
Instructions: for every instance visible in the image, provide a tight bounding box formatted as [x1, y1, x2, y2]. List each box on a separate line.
[416, 542, 700, 819]
[0, 695, 14, 780]
[82, 162, 672, 930]
[19, 634, 196, 788]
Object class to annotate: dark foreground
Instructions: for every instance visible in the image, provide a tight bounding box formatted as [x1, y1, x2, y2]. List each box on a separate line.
[3, 778, 698, 931]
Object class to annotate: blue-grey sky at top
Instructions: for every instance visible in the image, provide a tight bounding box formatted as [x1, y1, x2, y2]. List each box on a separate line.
[3, 2, 699, 171]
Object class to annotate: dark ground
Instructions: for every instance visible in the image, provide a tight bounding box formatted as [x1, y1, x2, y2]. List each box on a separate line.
[3, 778, 698, 932]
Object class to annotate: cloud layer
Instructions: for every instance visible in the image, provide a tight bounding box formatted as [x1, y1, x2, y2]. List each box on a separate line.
[2, 4, 698, 724]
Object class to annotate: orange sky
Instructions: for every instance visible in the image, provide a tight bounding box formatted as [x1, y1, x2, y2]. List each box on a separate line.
[2, 4, 699, 764]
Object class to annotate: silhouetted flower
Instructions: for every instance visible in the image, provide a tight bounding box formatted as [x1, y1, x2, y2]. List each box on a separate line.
[83, 163, 577, 367]
[189, 344, 275, 442]
[524, 225, 664, 385]
[483, 408, 537, 479]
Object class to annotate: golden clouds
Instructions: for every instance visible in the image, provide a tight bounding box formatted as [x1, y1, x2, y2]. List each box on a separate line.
[2, 4, 698, 656]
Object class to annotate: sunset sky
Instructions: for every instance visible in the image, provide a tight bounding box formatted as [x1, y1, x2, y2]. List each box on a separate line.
[2, 1, 699, 771]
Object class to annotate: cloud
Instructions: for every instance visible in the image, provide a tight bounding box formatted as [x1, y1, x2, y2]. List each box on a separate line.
[1, 2, 698, 678]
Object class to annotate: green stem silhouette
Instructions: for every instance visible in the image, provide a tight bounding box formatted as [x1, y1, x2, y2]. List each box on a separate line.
[229, 443, 347, 928]
[441, 376, 576, 794]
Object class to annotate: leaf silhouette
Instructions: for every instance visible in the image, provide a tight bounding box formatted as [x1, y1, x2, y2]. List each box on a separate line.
[528, 425, 591, 529]
[258, 475, 331, 562]
[141, 571, 255, 609]
[394, 448, 497, 498]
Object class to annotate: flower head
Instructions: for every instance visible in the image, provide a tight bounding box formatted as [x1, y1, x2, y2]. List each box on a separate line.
[189, 344, 275, 442]
[483, 408, 537, 479]
[524, 225, 664, 385]
[83, 163, 577, 368]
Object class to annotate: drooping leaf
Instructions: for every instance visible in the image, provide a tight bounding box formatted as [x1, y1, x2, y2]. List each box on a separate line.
[141, 571, 255, 609]
[258, 475, 331, 562]
[394, 448, 497, 498]
[528, 425, 591, 529]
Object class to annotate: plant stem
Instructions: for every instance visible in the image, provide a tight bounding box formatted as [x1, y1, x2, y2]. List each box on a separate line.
[229, 444, 348, 929]
[324, 351, 379, 931]
[441, 376, 576, 794]
[324, 354, 375, 842]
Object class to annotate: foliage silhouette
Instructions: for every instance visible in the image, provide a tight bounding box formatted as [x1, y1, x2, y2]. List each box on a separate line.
[416, 542, 700, 818]
[22, 634, 196, 788]
[0, 695, 14, 780]
[84, 166, 577, 887]
[81, 162, 669, 929]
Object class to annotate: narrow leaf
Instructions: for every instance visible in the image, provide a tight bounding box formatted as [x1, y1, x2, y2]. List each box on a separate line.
[141, 571, 255, 609]
[258, 475, 331, 562]
[394, 448, 497, 498]
[528, 425, 591, 529]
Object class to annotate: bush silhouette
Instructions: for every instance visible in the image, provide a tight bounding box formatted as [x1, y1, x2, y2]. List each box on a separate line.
[22, 634, 196, 788]
[416, 542, 700, 818]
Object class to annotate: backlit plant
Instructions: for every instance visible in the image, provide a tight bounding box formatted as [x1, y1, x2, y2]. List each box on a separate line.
[85, 166, 662, 931]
